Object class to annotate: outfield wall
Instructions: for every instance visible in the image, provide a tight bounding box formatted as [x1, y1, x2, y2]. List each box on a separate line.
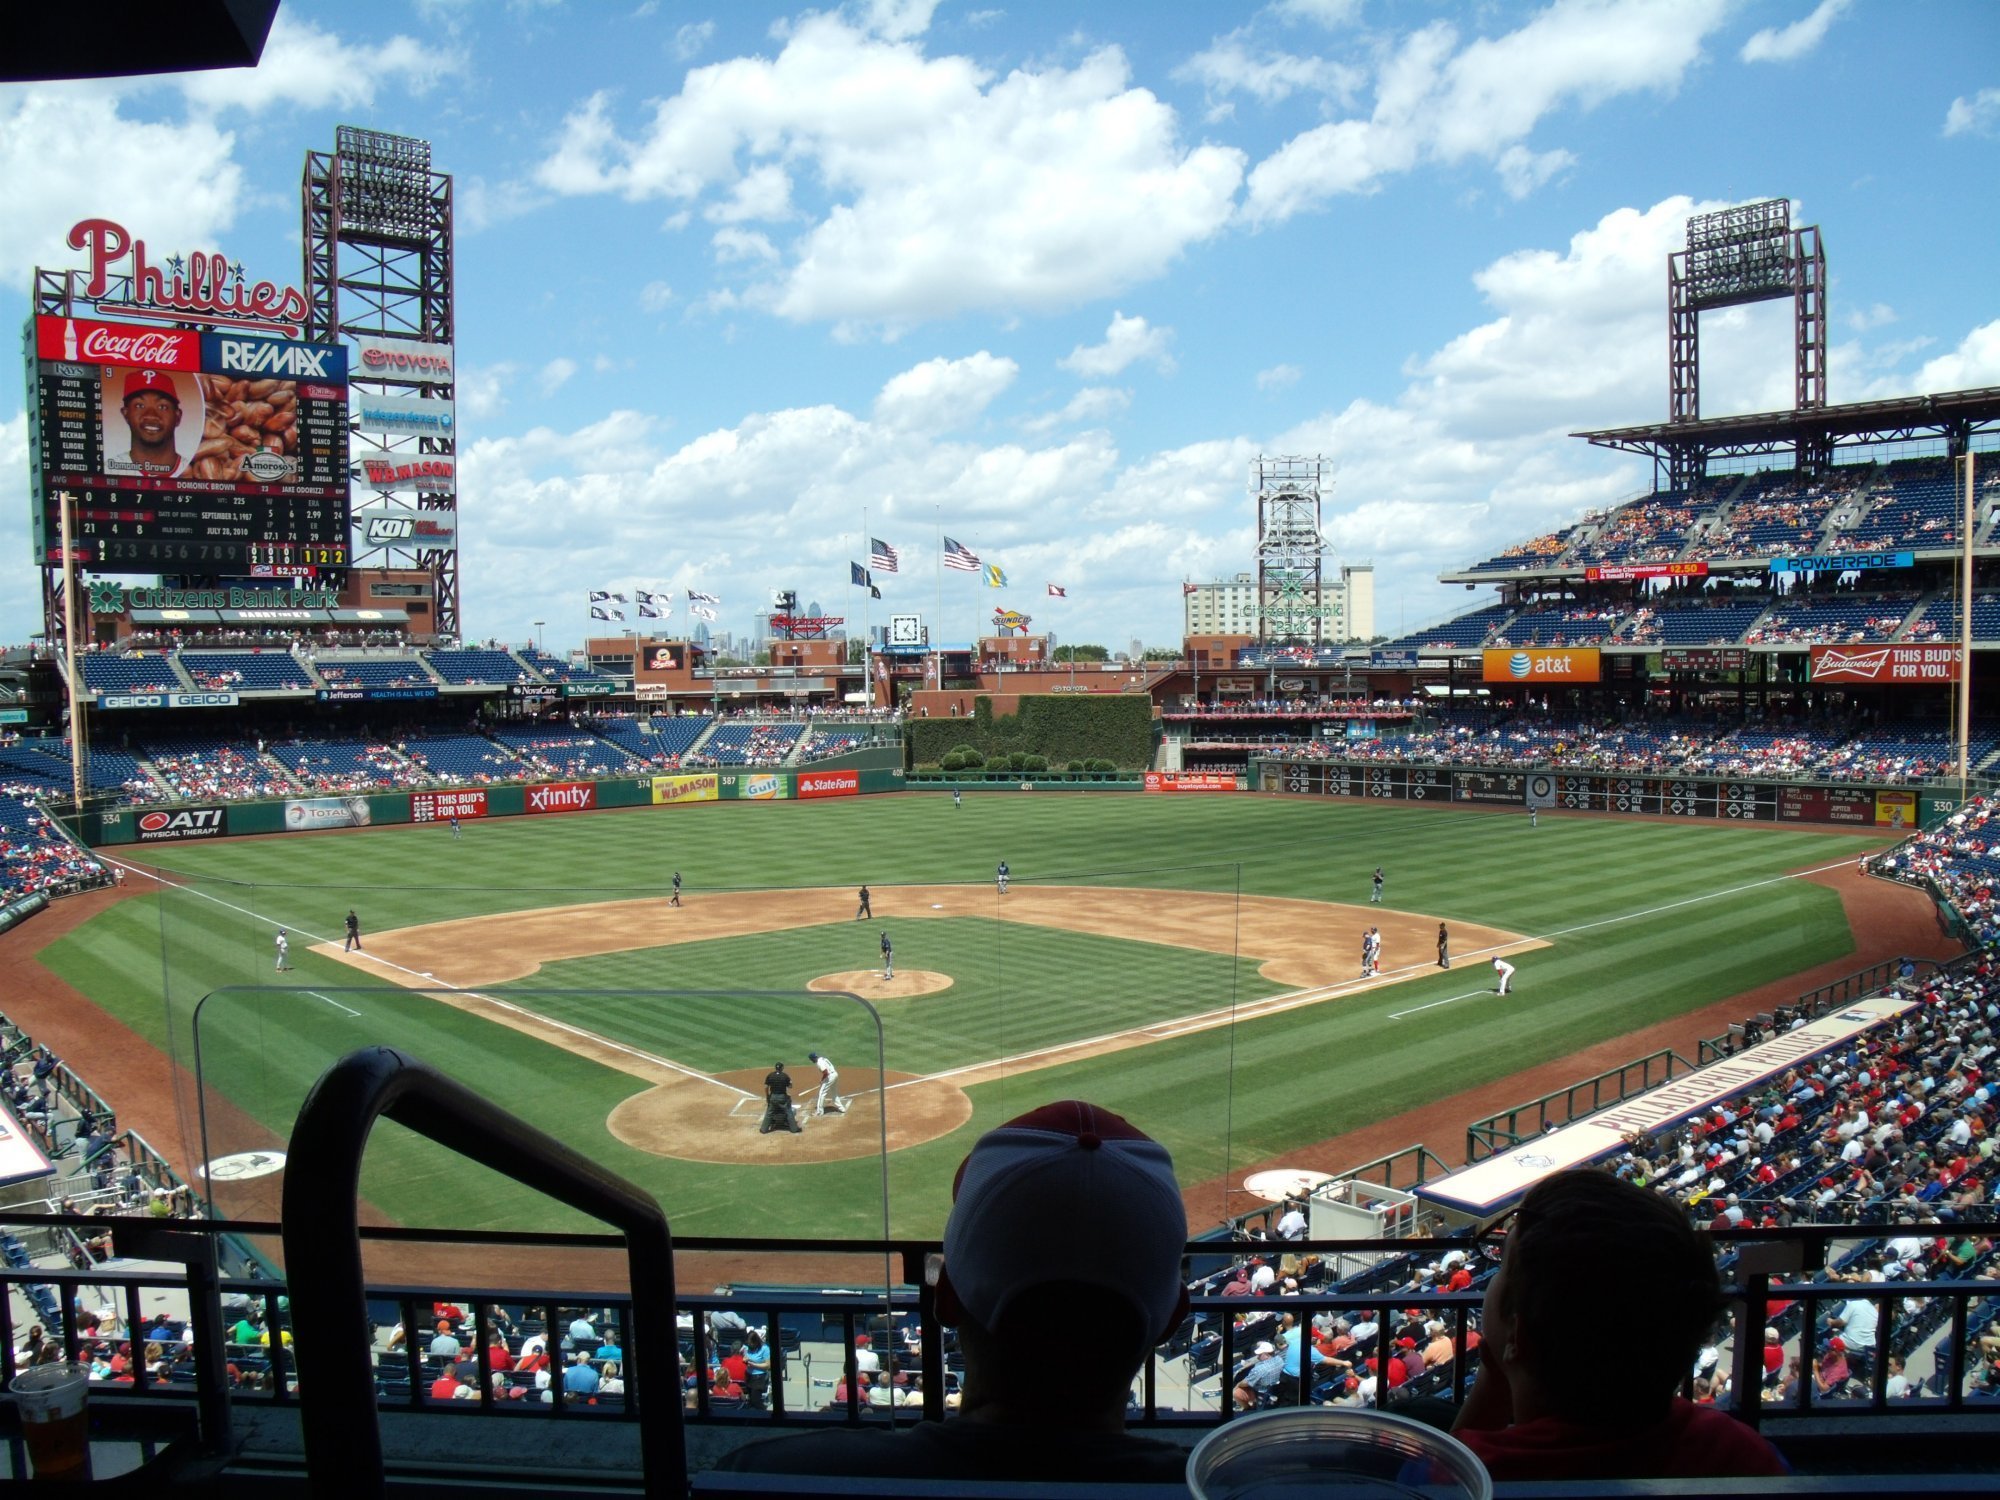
[1258, 760, 1956, 829]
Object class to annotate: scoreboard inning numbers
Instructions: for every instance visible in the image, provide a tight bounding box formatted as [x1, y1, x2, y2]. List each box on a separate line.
[28, 315, 350, 575]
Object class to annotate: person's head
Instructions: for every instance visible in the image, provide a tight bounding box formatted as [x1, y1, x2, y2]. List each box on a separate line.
[121, 370, 182, 448]
[938, 1100, 1189, 1420]
[1481, 1170, 1722, 1427]
[807, 1052, 820, 1064]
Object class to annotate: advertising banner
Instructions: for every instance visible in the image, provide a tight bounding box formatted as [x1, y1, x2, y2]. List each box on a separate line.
[0, 894, 50, 937]
[635, 684, 676, 700]
[315, 686, 438, 703]
[1770, 551, 1915, 574]
[739, 773, 790, 801]
[1876, 790, 1916, 829]
[1143, 772, 1240, 793]
[134, 806, 225, 842]
[98, 692, 239, 709]
[0, 1105, 54, 1191]
[650, 774, 719, 806]
[1809, 643, 1963, 684]
[351, 391, 454, 437]
[562, 682, 615, 697]
[284, 796, 372, 831]
[525, 781, 596, 815]
[356, 505, 456, 550]
[349, 334, 454, 384]
[797, 770, 860, 801]
[1584, 561, 1708, 582]
[1369, 651, 1418, 669]
[411, 789, 488, 823]
[1481, 648, 1601, 684]
[352, 450, 456, 494]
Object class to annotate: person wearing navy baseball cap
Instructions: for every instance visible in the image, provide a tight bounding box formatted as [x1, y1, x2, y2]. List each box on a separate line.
[116, 368, 186, 476]
[720, 1100, 1192, 1480]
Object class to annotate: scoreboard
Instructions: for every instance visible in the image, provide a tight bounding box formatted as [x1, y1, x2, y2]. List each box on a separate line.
[27, 315, 350, 575]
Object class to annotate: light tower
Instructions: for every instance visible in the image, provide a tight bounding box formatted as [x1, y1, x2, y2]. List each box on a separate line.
[1253, 456, 1331, 647]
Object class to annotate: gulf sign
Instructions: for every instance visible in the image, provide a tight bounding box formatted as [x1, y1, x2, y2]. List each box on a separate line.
[1482, 648, 1601, 684]
[739, 774, 789, 801]
[650, 774, 719, 805]
[1810, 644, 1963, 684]
[526, 781, 596, 815]
[798, 770, 859, 801]
[136, 806, 224, 842]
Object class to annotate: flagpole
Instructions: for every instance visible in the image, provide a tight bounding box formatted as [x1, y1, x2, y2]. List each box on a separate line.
[935, 504, 943, 699]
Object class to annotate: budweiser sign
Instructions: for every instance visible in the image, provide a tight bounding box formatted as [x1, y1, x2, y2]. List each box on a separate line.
[526, 781, 596, 814]
[37, 316, 201, 370]
[1809, 644, 1963, 684]
[68, 217, 308, 333]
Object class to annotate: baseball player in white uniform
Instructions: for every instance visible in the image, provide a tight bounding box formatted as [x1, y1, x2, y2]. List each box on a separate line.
[805, 1052, 846, 1116]
[274, 929, 291, 972]
[1492, 956, 1515, 995]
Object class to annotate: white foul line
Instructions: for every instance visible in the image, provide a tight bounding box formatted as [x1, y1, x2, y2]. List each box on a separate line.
[107, 858, 750, 1098]
[304, 991, 361, 1017]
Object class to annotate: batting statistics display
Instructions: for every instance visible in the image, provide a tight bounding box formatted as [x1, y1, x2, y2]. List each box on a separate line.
[27, 315, 350, 575]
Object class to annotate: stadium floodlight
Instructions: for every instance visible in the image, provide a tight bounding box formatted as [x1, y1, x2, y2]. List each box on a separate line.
[1684, 199, 1795, 310]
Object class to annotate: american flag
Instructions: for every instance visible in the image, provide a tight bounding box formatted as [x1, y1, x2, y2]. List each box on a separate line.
[942, 536, 979, 572]
[869, 537, 900, 574]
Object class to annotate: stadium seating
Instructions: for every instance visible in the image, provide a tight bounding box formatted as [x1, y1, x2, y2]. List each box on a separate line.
[267, 739, 407, 791]
[1746, 594, 1921, 645]
[590, 714, 713, 766]
[1573, 492, 1700, 564]
[79, 654, 184, 695]
[181, 651, 316, 692]
[689, 722, 802, 766]
[424, 650, 534, 686]
[1378, 603, 1514, 652]
[399, 733, 530, 785]
[486, 729, 638, 779]
[1622, 599, 1770, 646]
[1907, 592, 2000, 643]
[315, 656, 439, 689]
[0, 795, 107, 901]
[798, 727, 867, 760]
[1845, 458, 1966, 550]
[1489, 605, 1626, 647]
[135, 736, 296, 802]
[1461, 526, 1583, 574]
[516, 648, 610, 684]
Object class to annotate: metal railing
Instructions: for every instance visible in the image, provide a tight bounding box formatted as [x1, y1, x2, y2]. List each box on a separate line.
[1465, 1047, 1693, 1161]
[1697, 955, 1951, 1065]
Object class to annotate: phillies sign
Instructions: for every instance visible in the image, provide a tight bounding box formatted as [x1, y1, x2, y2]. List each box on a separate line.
[67, 217, 308, 334]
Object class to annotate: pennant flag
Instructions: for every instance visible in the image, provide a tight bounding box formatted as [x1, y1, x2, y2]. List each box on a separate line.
[690, 603, 719, 622]
[639, 604, 661, 619]
[1182, 582, 1199, 596]
[590, 606, 612, 620]
[943, 536, 979, 571]
[688, 589, 720, 604]
[589, 590, 611, 603]
[870, 537, 901, 574]
[636, 589, 659, 605]
[1047, 583, 1067, 598]
[985, 564, 1007, 589]
[611, 592, 629, 603]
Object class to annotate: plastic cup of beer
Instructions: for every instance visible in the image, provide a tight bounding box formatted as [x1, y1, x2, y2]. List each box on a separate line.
[1187, 1407, 1491, 1500]
[11, 1363, 91, 1481]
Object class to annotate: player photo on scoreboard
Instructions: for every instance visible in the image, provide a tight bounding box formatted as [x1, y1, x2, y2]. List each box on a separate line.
[99, 367, 303, 484]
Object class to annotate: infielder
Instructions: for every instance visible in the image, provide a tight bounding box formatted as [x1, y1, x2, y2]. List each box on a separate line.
[1361, 926, 1381, 977]
[996, 860, 1009, 894]
[880, 931, 894, 980]
[344, 909, 363, 953]
[1371, 867, 1385, 904]
[805, 1052, 846, 1116]
[274, 929, 291, 972]
[1436, 922, 1450, 969]
[1493, 956, 1516, 995]
[670, 871, 683, 908]
[856, 884, 872, 920]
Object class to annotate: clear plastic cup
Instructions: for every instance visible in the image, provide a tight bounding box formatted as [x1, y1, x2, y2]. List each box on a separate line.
[1187, 1406, 1492, 1500]
[11, 1363, 92, 1480]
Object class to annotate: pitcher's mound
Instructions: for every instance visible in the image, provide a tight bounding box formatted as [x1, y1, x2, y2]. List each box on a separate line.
[808, 969, 953, 999]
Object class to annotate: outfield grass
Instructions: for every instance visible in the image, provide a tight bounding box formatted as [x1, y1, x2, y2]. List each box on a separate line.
[42, 794, 1892, 1238]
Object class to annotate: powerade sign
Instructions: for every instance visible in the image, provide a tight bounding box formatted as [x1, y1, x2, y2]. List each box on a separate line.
[200, 332, 347, 382]
[136, 806, 224, 842]
[1769, 551, 1915, 574]
[98, 692, 240, 709]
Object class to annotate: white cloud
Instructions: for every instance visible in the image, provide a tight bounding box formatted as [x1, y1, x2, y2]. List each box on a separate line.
[1246, 0, 1730, 222]
[1740, 0, 1851, 64]
[1944, 88, 2000, 138]
[1174, 33, 1363, 107]
[639, 280, 675, 312]
[1272, 0, 1363, 25]
[673, 20, 715, 61]
[178, 12, 457, 113]
[873, 352, 1018, 433]
[1022, 386, 1131, 433]
[1846, 302, 1896, 332]
[531, 17, 1243, 331]
[705, 164, 795, 225]
[1060, 312, 1176, 378]
[713, 227, 780, 264]
[1905, 320, 2000, 394]
[0, 91, 244, 287]
[1257, 363, 1302, 391]
[539, 358, 580, 394]
[458, 364, 516, 420]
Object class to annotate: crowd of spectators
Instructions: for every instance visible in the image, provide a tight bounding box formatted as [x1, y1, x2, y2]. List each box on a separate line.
[1870, 798, 2000, 946]
[0, 791, 110, 902]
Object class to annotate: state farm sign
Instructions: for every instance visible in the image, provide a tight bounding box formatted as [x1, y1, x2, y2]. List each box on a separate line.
[1810, 644, 1964, 684]
[797, 770, 859, 800]
[526, 781, 596, 815]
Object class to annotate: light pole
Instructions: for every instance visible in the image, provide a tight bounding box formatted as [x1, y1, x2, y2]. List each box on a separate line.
[532, 619, 545, 652]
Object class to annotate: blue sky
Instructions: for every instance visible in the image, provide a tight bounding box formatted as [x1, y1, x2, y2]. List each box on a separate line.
[2, 0, 1996, 653]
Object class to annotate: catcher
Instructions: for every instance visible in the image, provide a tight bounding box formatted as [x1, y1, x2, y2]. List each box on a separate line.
[758, 1062, 804, 1135]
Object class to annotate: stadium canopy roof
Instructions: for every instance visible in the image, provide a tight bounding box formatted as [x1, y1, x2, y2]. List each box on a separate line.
[2, 0, 276, 83]
[1574, 386, 2000, 465]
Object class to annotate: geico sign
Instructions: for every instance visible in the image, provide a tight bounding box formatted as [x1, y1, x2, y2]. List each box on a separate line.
[136, 807, 224, 841]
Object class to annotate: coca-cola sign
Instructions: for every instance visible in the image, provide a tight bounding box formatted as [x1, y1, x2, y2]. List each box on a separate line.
[67, 217, 308, 334]
[37, 316, 201, 371]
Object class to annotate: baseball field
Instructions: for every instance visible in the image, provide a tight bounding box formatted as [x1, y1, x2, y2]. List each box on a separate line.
[28, 791, 1908, 1241]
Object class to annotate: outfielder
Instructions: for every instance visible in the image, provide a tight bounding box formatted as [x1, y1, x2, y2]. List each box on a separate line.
[996, 860, 1009, 894]
[1371, 867, 1385, 904]
[1493, 956, 1516, 996]
[805, 1051, 846, 1116]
